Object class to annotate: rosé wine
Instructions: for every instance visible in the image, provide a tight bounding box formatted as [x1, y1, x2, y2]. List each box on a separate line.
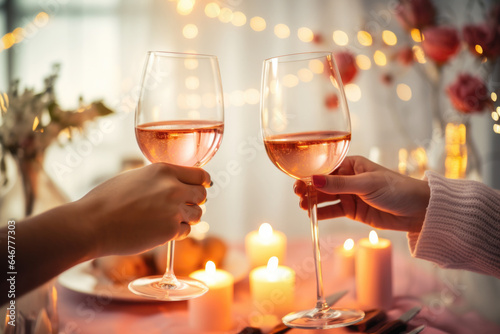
[264, 131, 351, 180]
[136, 120, 224, 167]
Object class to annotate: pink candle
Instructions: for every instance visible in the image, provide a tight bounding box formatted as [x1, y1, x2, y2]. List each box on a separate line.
[355, 230, 392, 310]
[189, 261, 234, 331]
[334, 238, 355, 279]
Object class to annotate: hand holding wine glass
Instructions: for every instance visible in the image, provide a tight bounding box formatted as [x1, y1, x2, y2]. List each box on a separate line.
[130, 51, 224, 301]
[260, 52, 364, 328]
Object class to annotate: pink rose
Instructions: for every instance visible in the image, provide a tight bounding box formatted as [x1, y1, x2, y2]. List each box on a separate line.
[333, 51, 358, 84]
[446, 73, 490, 114]
[395, 0, 436, 31]
[463, 23, 500, 58]
[422, 26, 460, 64]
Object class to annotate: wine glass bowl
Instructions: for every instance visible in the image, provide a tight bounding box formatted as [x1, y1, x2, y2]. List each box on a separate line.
[261, 52, 364, 328]
[129, 51, 224, 301]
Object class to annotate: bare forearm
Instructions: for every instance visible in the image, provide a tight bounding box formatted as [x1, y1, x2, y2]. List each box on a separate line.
[0, 203, 95, 304]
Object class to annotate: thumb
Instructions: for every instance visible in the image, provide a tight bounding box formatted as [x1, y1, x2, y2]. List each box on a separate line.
[312, 174, 374, 195]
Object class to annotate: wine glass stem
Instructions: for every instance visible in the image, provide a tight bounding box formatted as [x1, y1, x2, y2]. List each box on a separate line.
[307, 183, 328, 311]
[159, 240, 179, 288]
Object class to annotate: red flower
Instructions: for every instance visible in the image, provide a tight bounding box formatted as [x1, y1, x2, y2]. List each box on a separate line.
[446, 73, 490, 113]
[396, 47, 414, 66]
[325, 93, 339, 109]
[395, 0, 436, 31]
[421, 26, 460, 64]
[333, 51, 358, 84]
[463, 23, 500, 58]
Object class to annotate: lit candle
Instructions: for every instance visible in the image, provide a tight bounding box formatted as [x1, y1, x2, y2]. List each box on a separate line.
[334, 238, 355, 279]
[245, 223, 287, 268]
[249, 257, 295, 318]
[189, 261, 234, 331]
[355, 230, 393, 309]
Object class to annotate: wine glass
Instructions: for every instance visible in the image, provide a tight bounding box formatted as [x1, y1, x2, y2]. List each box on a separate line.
[260, 52, 364, 328]
[129, 51, 224, 300]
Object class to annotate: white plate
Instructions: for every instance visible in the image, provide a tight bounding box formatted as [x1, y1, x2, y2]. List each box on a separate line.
[58, 249, 250, 302]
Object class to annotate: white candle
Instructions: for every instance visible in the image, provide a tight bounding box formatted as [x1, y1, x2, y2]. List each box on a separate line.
[249, 257, 295, 318]
[334, 238, 355, 279]
[355, 230, 393, 310]
[189, 261, 234, 331]
[245, 223, 287, 268]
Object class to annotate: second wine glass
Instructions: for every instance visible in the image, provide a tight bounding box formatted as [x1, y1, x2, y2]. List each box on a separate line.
[260, 52, 364, 328]
[129, 51, 224, 301]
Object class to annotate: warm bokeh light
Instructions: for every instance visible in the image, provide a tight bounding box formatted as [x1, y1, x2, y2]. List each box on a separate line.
[343, 238, 354, 251]
[185, 76, 200, 90]
[332, 30, 349, 46]
[184, 58, 199, 70]
[35, 12, 49, 26]
[399, 148, 408, 174]
[373, 50, 387, 66]
[345, 83, 361, 102]
[244, 88, 260, 105]
[382, 30, 397, 46]
[494, 124, 500, 134]
[492, 111, 499, 121]
[230, 90, 245, 107]
[413, 45, 426, 63]
[491, 92, 497, 102]
[355, 54, 371, 70]
[250, 16, 266, 31]
[411, 28, 423, 42]
[357, 30, 372, 46]
[13, 28, 24, 43]
[298, 27, 314, 42]
[274, 24, 290, 38]
[2, 33, 15, 49]
[231, 11, 246, 27]
[298, 68, 313, 82]
[475, 44, 483, 55]
[283, 74, 299, 87]
[182, 24, 198, 39]
[205, 2, 220, 18]
[218, 7, 233, 23]
[177, 0, 195, 15]
[369, 230, 379, 244]
[32, 116, 39, 131]
[309, 59, 324, 74]
[397, 83, 412, 101]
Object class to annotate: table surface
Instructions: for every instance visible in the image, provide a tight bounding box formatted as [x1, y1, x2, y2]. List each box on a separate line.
[16, 238, 500, 334]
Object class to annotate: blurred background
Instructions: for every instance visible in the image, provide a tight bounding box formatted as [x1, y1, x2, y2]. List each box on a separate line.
[1, 0, 500, 323]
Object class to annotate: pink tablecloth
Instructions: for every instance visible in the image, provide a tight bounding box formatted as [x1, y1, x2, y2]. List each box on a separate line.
[53, 237, 500, 334]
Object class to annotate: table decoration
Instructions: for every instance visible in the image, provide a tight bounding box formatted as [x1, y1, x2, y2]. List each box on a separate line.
[334, 238, 356, 279]
[355, 230, 393, 310]
[188, 261, 234, 331]
[245, 223, 287, 268]
[249, 257, 295, 319]
[0, 64, 113, 218]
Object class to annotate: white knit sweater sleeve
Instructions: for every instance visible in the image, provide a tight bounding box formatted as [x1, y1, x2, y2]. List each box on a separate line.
[408, 171, 500, 278]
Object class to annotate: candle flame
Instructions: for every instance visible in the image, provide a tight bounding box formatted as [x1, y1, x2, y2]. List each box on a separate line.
[267, 256, 279, 271]
[258, 223, 273, 239]
[32, 116, 40, 131]
[369, 230, 379, 244]
[343, 238, 354, 251]
[205, 260, 216, 274]
[51, 285, 58, 311]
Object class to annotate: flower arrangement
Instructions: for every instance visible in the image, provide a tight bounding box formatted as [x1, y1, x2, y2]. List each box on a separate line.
[0, 64, 113, 215]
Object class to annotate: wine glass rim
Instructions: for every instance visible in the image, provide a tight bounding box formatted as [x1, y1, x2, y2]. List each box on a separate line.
[147, 51, 218, 59]
[264, 51, 332, 63]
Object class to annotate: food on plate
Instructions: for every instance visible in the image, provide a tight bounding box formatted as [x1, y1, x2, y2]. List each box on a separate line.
[93, 254, 151, 283]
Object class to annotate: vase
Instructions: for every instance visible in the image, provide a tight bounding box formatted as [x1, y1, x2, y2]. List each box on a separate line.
[0, 153, 69, 220]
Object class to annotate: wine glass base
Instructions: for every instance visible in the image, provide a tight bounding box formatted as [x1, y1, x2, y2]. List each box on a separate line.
[282, 307, 364, 329]
[128, 275, 208, 301]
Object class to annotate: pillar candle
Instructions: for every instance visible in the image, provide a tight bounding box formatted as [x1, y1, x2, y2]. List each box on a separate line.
[334, 238, 355, 279]
[189, 261, 234, 331]
[245, 223, 287, 268]
[249, 257, 295, 318]
[355, 230, 393, 310]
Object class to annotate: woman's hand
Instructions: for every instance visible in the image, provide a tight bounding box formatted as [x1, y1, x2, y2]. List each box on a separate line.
[75, 163, 211, 257]
[294, 156, 430, 233]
